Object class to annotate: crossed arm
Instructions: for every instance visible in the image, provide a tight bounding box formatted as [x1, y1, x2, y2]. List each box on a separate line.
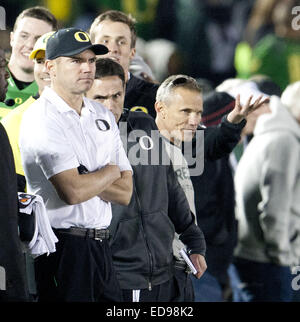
[50, 165, 132, 206]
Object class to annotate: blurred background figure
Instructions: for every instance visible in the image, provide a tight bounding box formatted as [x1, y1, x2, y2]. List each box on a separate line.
[1, 30, 55, 301]
[235, 0, 300, 91]
[0, 46, 29, 302]
[153, 0, 253, 87]
[129, 37, 157, 83]
[0, 6, 57, 118]
[216, 78, 271, 170]
[232, 81, 300, 302]
[1, 31, 54, 193]
[142, 38, 184, 83]
[129, 53, 157, 83]
[191, 91, 238, 302]
[89, 10, 159, 118]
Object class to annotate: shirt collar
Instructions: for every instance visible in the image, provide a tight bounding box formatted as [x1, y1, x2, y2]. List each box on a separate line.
[42, 86, 96, 115]
[83, 96, 96, 114]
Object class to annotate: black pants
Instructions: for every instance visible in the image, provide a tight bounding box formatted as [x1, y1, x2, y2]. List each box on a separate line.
[173, 268, 195, 302]
[34, 232, 122, 302]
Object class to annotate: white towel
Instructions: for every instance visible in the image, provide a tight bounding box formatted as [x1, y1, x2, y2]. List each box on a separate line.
[18, 193, 58, 258]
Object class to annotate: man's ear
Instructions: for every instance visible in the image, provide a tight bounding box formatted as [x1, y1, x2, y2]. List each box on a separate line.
[154, 101, 162, 114]
[129, 47, 136, 61]
[155, 101, 166, 118]
[45, 59, 55, 76]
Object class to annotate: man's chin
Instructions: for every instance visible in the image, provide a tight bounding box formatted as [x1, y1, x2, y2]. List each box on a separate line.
[172, 136, 192, 146]
[182, 131, 195, 142]
[79, 81, 94, 93]
[21, 66, 34, 74]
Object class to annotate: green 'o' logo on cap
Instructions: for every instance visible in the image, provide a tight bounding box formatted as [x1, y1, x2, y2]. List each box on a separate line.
[74, 31, 90, 42]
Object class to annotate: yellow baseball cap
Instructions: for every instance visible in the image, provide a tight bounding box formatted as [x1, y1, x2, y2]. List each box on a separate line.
[29, 31, 56, 60]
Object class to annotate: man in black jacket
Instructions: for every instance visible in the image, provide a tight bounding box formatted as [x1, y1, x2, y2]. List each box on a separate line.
[0, 47, 28, 301]
[86, 58, 207, 302]
[154, 74, 269, 301]
[89, 10, 159, 119]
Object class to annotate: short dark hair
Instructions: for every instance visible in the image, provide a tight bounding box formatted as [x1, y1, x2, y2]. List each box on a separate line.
[13, 6, 58, 31]
[95, 58, 126, 87]
[90, 10, 137, 48]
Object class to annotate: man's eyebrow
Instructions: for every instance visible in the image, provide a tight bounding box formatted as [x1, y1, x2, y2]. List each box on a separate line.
[179, 107, 193, 111]
[68, 55, 82, 60]
[116, 36, 128, 42]
[93, 94, 108, 99]
[101, 35, 127, 40]
[93, 91, 121, 99]
[68, 55, 96, 61]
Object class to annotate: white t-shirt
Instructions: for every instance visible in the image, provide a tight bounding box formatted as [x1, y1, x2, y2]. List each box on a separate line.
[19, 86, 132, 229]
[164, 140, 197, 261]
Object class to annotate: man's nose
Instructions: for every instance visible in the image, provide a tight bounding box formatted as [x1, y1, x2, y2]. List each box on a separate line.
[42, 64, 48, 74]
[189, 113, 201, 126]
[81, 61, 93, 72]
[109, 41, 119, 53]
[105, 99, 115, 111]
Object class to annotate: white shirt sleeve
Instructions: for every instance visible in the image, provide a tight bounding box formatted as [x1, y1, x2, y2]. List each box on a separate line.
[36, 130, 80, 179]
[20, 105, 79, 180]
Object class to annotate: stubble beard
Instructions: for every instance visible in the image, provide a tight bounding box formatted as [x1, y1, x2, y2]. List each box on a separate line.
[21, 66, 34, 75]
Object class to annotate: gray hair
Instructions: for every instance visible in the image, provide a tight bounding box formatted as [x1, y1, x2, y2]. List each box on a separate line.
[281, 81, 300, 119]
[156, 74, 202, 103]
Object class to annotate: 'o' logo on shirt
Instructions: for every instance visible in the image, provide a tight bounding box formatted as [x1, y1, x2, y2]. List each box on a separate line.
[15, 97, 23, 105]
[74, 31, 90, 42]
[139, 135, 154, 150]
[95, 119, 110, 131]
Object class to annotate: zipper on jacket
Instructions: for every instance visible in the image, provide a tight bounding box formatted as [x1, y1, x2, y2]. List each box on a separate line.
[133, 171, 154, 290]
[127, 116, 154, 290]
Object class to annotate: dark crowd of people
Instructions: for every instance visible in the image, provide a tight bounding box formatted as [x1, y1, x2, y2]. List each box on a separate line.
[0, 0, 300, 303]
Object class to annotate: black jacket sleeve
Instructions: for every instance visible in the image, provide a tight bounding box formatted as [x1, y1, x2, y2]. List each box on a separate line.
[203, 116, 247, 161]
[166, 164, 206, 256]
[0, 124, 29, 301]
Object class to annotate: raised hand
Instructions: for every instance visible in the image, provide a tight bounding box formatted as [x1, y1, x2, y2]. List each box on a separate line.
[227, 94, 270, 124]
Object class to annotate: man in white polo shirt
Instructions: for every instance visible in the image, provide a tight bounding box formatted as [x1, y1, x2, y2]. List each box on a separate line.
[19, 28, 133, 302]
